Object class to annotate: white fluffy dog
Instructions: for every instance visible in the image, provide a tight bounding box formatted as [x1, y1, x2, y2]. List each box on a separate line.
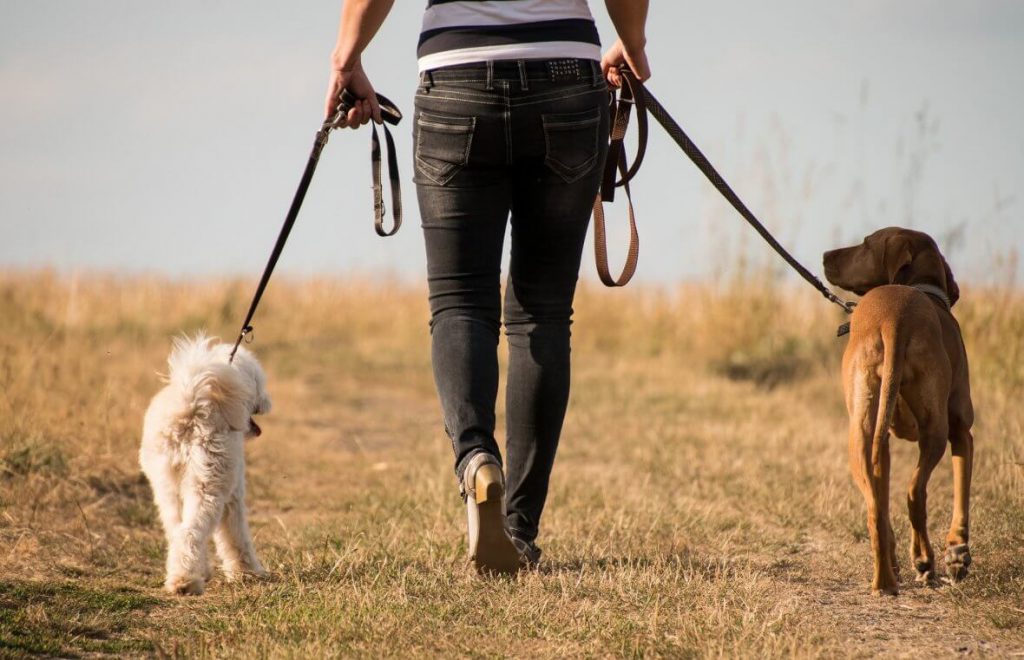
[140, 333, 271, 595]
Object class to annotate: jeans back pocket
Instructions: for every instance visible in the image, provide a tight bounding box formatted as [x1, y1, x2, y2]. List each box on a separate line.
[415, 112, 476, 186]
[542, 108, 601, 184]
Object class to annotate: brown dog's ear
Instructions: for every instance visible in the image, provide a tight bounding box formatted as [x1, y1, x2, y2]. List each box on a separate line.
[884, 237, 913, 284]
[942, 255, 960, 306]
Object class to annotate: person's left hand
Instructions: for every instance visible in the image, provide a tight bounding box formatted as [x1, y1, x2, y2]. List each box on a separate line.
[601, 38, 651, 88]
[324, 60, 381, 128]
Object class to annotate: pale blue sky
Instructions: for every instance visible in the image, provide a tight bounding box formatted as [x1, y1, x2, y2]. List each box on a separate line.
[2, 1, 1022, 285]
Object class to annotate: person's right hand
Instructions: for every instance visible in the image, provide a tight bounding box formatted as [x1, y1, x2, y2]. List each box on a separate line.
[323, 60, 382, 128]
[601, 38, 651, 88]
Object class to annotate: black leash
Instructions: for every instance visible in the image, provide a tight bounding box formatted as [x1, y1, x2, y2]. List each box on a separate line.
[229, 90, 403, 362]
[595, 71, 856, 323]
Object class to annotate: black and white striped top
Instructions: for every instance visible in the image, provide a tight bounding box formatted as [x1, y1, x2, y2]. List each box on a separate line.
[418, 0, 601, 72]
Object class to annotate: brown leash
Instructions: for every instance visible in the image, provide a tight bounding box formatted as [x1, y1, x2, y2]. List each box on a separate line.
[592, 72, 645, 287]
[592, 71, 857, 321]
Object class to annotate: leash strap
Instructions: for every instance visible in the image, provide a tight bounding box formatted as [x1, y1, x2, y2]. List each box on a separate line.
[637, 80, 853, 312]
[229, 90, 403, 361]
[594, 70, 856, 317]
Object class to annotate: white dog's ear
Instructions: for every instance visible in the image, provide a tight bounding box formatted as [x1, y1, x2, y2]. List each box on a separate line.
[202, 363, 257, 431]
[255, 393, 272, 416]
[228, 345, 271, 416]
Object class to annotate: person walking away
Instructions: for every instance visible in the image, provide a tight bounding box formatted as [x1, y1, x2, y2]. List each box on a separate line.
[325, 0, 651, 575]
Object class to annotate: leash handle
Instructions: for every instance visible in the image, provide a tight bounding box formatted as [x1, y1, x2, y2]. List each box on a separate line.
[326, 89, 403, 128]
[600, 72, 648, 203]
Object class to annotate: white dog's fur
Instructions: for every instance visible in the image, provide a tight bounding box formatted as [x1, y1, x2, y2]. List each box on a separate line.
[140, 333, 271, 595]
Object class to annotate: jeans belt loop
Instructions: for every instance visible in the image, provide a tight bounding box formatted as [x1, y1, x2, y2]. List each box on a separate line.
[517, 60, 529, 91]
[485, 60, 495, 91]
[419, 70, 434, 92]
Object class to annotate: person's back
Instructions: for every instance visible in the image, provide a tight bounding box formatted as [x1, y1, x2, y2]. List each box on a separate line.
[324, 0, 650, 576]
[418, 0, 601, 71]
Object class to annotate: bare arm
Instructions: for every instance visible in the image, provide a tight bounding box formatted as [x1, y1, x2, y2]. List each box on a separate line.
[602, 0, 651, 85]
[330, 0, 395, 71]
[324, 0, 396, 125]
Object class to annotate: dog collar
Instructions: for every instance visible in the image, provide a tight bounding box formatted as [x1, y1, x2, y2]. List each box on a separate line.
[837, 283, 951, 338]
[911, 283, 951, 310]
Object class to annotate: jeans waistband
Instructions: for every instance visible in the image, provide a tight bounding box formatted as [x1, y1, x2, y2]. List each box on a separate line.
[419, 58, 603, 90]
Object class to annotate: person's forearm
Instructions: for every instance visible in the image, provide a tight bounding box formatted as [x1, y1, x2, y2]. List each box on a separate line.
[605, 0, 649, 49]
[330, 0, 396, 71]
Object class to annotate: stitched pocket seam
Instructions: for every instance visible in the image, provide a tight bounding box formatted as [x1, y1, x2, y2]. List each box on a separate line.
[415, 113, 476, 186]
[542, 109, 601, 184]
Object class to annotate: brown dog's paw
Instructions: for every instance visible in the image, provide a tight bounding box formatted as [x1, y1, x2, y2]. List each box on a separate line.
[872, 573, 900, 596]
[872, 585, 900, 597]
[913, 560, 937, 584]
[914, 570, 937, 585]
[944, 544, 972, 583]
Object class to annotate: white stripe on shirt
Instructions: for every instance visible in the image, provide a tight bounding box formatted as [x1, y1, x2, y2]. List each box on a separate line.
[421, 0, 595, 32]
[417, 41, 601, 73]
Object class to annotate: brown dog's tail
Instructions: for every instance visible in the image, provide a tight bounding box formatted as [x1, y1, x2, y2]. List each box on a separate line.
[871, 325, 906, 471]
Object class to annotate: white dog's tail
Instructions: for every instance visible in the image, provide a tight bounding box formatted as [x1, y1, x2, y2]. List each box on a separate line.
[167, 333, 254, 433]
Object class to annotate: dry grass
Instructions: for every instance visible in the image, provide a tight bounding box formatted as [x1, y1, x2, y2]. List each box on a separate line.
[1, 270, 1022, 658]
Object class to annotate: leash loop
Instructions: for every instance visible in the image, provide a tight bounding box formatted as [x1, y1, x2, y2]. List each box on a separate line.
[370, 121, 402, 236]
[592, 73, 647, 287]
[329, 89, 404, 237]
[593, 148, 640, 287]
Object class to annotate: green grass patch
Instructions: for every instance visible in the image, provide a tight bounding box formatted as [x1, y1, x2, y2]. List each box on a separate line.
[0, 581, 160, 656]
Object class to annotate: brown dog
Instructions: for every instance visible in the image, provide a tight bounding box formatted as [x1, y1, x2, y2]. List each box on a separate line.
[823, 227, 973, 595]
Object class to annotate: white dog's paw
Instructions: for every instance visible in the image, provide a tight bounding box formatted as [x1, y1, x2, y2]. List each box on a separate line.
[223, 565, 269, 583]
[165, 574, 206, 596]
[249, 565, 269, 580]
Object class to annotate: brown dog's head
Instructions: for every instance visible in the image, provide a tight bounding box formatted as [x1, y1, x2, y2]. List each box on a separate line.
[822, 227, 959, 305]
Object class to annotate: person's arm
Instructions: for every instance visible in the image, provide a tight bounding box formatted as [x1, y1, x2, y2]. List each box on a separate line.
[324, 0, 396, 126]
[602, 0, 651, 86]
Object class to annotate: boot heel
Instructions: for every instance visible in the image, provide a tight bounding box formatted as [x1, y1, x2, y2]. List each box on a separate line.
[474, 463, 504, 504]
[462, 453, 522, 575]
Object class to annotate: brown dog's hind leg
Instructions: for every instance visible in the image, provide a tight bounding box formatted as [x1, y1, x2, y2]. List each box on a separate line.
[945, 424, 974, 582]
[899, 378, 949, 584]
[907, 438, 945, 583]
[848, 420, 900, 596]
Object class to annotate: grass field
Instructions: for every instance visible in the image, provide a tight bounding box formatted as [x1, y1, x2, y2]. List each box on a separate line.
[1, 270, 1022, 657]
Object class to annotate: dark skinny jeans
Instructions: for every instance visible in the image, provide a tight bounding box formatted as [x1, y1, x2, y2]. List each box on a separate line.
[413, 59, 609, 543]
